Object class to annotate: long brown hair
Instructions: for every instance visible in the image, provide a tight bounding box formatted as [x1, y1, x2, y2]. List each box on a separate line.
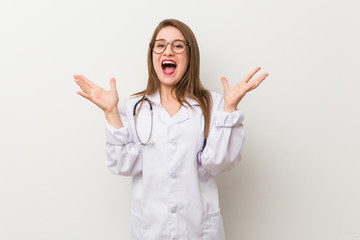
[132, 19, 212, 138]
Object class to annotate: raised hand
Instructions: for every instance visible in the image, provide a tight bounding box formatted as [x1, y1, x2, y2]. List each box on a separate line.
[74, 75, 119, 114]
[221, 67, 269, 112]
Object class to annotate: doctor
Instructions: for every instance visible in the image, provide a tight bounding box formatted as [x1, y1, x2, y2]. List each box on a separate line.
[74, 19, 268, 240]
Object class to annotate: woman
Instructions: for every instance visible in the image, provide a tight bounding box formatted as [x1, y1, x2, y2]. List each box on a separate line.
[74, 19, 268, 240]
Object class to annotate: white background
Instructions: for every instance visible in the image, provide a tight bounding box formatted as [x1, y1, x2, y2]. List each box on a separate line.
[1, 0, 359, 239]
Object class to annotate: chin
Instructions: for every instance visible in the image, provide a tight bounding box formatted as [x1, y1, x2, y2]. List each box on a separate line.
[159, 77, 180, 88]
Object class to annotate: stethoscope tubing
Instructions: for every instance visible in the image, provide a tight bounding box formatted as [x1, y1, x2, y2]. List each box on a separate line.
[133, 96, 153, 146]
[133, 95, 207, 151]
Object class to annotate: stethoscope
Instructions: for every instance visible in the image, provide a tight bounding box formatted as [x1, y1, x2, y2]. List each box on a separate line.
[133, 96, 154, 146]
[133, 95, 207, 152]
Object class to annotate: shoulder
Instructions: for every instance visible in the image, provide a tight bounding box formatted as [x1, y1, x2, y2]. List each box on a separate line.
[209, 90, 222, 100]
[118, 95, 143, 115]
[124, 95, 143, 106]
[209, 90, 224, 108]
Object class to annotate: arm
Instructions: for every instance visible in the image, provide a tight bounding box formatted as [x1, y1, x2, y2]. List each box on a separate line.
[105, 100, 142, 177]
[73, 74, 141, 176]
[104, 107, 123, 129]
[199, 67, 268, 175]
[199, 95, 245, 176]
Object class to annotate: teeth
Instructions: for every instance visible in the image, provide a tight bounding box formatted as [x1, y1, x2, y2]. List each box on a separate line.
[162, 61, 176, 65]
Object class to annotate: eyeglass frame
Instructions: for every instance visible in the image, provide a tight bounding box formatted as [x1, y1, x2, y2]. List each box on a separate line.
[149, 39, 190, 54]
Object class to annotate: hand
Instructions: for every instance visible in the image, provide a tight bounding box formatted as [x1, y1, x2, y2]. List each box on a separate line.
[221, 67, 269, 112]
[74, 75, 119, 114]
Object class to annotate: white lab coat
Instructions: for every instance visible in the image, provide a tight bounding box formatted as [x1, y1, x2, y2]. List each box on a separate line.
[105, 90, 245, 240]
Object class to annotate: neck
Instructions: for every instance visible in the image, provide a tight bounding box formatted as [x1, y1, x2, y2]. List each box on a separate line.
[159, 84, 177, 103]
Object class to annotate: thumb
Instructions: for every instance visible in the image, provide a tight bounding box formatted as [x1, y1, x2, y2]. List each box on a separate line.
[221, 77, 229, 90]
[110, 77, 116, 91]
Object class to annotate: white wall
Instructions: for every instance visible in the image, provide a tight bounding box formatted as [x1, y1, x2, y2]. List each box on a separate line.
[1, 0, 359, 239]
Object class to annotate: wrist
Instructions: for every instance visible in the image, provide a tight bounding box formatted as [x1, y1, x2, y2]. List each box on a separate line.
[104, 107, 119, 116]
[224, 105, 237, 113]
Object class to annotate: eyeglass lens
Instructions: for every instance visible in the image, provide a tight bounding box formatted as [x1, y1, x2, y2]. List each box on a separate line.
[152, 40, 187, 54]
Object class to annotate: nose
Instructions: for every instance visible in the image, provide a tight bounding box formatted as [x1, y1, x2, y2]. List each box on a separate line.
[163, 42, 174, 56]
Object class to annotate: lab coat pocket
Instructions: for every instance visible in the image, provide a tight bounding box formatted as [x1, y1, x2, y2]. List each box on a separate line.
[201, 209, 226, 240]
[130, 210, 145, 240]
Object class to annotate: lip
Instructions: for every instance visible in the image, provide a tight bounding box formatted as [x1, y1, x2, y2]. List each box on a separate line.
[161, 59, 176, 75]
[161, 59, 176, 65]
[163, 70, 175, 75]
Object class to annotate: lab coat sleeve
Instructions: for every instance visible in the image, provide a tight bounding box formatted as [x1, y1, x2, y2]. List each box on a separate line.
[105, 100, 142, 176]
[199, 94, 245, 176]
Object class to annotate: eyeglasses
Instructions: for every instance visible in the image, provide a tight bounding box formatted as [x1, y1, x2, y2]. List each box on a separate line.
[150, 39, 190, 54]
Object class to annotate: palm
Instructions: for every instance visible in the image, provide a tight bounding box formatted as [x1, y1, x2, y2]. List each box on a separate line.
[74, 75, 119, 113]
[221, 67, 268, 109]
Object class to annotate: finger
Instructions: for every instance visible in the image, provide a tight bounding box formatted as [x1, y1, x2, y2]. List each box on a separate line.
[76, 91, 90, 100]
[243, 67, 261, 83]
[221, 77, 229, 90]
[250, 73, 268, 90]
[74, 77, 91, 93]
[110, 77, 116, 91]
[75, 74, 96, 88]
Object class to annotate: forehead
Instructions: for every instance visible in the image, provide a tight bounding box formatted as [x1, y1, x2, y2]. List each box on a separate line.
[155, 26, 185, 41]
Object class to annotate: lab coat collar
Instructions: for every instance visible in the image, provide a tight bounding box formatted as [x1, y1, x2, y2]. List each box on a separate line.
[147, 90, 200, 107]
[146, 91, 161, 107]
[147, 90, 198, 127]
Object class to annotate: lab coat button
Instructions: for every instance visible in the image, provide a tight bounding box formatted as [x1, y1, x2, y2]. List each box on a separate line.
[170, 206, 177, 213]
[171, 140, 177, 146]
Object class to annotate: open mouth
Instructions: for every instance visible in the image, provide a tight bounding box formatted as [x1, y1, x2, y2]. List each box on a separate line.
[161, 59, 177, 75]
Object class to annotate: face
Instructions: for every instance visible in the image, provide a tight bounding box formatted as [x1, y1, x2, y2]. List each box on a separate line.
[152, 26, 189, 89]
